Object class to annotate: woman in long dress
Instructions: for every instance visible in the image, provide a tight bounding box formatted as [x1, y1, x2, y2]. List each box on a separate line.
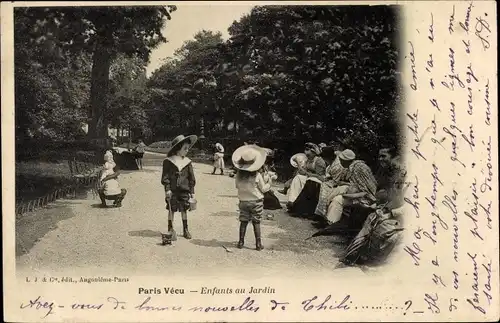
[287, 143, 327, 217]
[325, 150, 378, 225]
[314, 145, 350, 219]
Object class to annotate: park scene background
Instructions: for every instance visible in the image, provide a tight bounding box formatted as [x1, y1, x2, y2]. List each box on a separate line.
[14, 4, 402, 216]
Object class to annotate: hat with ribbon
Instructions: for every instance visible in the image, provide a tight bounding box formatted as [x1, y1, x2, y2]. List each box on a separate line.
[232, 145, 267, 172]
[215, 143, 224, 153]
[168, 135, 198, 155]
[290, 153, 308, 168]
[246, 144, 273, 156]
[337, 149, 356, 161]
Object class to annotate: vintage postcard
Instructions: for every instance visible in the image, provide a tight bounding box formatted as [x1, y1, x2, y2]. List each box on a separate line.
[2, 0, 498, 322]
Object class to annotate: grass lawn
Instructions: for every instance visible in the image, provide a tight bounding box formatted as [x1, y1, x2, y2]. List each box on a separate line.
[15, 161, 74, 202]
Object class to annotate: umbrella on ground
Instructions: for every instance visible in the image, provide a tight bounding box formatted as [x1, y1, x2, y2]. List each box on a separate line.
[305, 217, 352, 240]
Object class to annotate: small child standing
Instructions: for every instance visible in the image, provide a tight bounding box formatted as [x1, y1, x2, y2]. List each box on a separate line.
[212, 143, 225, 175]
[161, 135, 197, 240]
[232, 145, 270, 251]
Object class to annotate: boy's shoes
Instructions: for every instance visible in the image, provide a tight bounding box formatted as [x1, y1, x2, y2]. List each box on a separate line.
[237, 241, 244, 249]
[183, 229, 192, 240]
[256, 239, 264, 251]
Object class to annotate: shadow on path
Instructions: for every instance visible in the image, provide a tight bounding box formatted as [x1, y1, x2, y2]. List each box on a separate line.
[128, 230, 163, 238]
[209, 211, 238, 217]
[265, 209, 346, 255]
[16, 200, 77, 257]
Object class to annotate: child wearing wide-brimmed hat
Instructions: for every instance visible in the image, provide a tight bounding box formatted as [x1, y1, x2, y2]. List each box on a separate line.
[161, 134, 198, 240]
[212, 142, 225, 175]
[232, 145, 269, 251]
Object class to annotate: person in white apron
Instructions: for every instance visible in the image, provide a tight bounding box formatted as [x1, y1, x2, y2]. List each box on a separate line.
[212, 143, 225, 175]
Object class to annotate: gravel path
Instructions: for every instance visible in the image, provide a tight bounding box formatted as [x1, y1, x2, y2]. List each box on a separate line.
[16, 154, 365, 278]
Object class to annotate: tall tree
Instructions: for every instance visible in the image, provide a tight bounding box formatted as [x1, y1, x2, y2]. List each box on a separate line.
[148, 30, 224, 138]
[15, 6, 177, 141]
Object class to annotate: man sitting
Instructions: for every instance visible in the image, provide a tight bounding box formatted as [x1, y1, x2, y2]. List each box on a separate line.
[98, 161, 127, 208]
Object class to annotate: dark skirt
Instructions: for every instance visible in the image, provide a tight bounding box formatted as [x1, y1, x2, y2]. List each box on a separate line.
[288, 180, 321, 217]
[319, 205, 374, 240]
[263, 191, 282, 210]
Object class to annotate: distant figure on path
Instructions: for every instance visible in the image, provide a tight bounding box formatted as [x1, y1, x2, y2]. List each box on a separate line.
[134, 139, 147, 170]
[161, 135, 198, 240]
[232, 144, 269, 251]
[212, 143, 225, 175]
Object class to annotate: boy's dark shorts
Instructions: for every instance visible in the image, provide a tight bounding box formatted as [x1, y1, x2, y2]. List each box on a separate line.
[239, 200, 264, 223]
[166, 191, 191, 212]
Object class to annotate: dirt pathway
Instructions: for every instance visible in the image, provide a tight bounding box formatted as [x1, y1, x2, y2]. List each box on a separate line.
[16, 155, 365, 278]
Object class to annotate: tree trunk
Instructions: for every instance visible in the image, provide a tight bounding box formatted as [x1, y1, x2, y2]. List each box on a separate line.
[88, 40, 112, 142]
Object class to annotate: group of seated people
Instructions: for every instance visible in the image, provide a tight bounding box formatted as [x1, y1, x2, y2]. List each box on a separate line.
[279, 140, 407, 266]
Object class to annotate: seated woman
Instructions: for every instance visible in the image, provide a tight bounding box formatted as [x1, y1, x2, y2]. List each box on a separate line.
[278, 153, 306, 196]
[279, 152, 307, 197]
[287, 143, 327, 217]
[339, 149, 407, 266]
[314, 144, 350, 221]
[325, 149, 377, 225]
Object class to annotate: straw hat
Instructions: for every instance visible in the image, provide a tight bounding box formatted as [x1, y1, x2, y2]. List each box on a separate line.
[246, 144, 272, 156]
[215, 143, 224, 153]
[290, 153, 308, 168]
[232, 145, 267, 172]
[337, 149, 356, 161]
[168, 135, 198, 155]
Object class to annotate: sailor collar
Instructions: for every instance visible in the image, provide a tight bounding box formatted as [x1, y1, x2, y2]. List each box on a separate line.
[165, 156, 192, 171]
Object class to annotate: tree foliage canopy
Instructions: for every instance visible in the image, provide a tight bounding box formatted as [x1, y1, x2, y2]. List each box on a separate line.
[16, 5, 401, 165]
[148, 5, 402, 162]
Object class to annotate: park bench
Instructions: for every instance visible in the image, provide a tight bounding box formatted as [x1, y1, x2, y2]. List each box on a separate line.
[68, 157, 102, 198]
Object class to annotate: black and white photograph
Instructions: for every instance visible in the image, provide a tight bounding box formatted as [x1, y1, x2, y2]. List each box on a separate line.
[3, 1, 498, 322]
[13, 3, 404, 274]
